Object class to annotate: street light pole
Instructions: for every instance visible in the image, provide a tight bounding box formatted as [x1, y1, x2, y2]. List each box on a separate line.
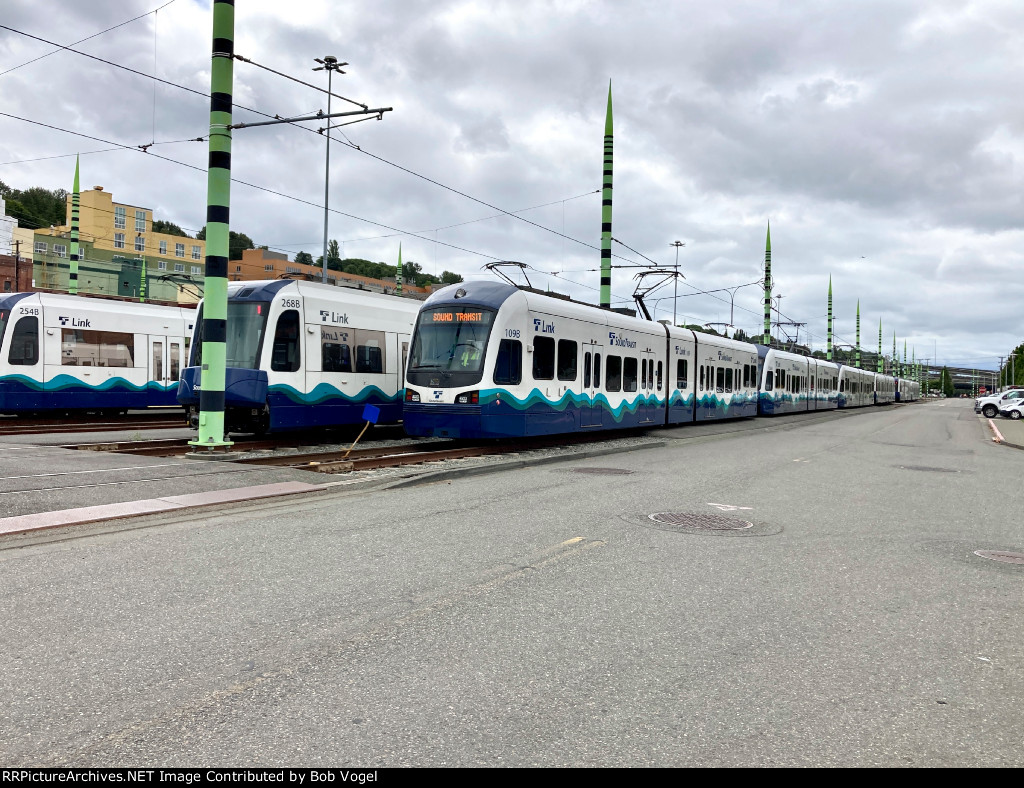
[314, 55, 347, 284]
[670, 241, 684, 326]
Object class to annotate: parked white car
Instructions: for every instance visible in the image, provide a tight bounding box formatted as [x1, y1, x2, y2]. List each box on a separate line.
[998, 400, 1024, 420]
[975, 388, 1024, 418]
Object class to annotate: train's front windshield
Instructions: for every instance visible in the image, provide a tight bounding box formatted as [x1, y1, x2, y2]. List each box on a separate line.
[408, 306, 496, 386]
[0, 309, 9, 352]
[192, 301, 270, 369]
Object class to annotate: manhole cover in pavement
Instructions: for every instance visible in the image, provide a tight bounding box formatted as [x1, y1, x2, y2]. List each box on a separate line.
[896, 465, 960, 473]
[974, 550, 1024, 565]
[573, 467, 635, 475]
[648, 512, 754, 531]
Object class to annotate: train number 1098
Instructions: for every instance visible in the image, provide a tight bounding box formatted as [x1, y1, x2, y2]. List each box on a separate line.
[505, 329, 521, 338]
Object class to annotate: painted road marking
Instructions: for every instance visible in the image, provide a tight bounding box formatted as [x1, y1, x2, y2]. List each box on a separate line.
[707, 503, 753, 511]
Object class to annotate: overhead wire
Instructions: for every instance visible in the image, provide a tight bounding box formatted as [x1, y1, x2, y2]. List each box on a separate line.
[0, 0, 178, 78]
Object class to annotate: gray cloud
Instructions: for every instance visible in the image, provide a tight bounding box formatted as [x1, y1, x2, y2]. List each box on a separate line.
[0, 0, 1020, 369]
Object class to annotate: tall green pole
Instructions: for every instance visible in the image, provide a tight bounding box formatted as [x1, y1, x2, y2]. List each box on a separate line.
[600, 82, 613, 309]
[139, 249, 146, 303]
[877, 319, 883, 374]
[826, 275, 833, 361]
[763, 222, 772, 345]
[192, 0, 234, 449]
[855, 300, 861, 368]
[893, 332, 897, 377]
[69, 155, 80, 295]
[395, 242, 403, 295]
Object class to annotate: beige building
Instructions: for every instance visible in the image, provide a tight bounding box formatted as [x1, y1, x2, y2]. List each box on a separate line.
[231, 248, 430, 297]
[27, 185, 207, 304]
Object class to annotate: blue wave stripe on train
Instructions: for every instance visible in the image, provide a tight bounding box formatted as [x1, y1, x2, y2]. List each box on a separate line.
[266, 383, 404, 431]
[0, 373, 179, 410]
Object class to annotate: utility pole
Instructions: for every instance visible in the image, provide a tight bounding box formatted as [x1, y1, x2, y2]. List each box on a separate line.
[856, 300, 861, 368]
[13, 239, 20, 291]
[826, 275, 833, 361]
[69, 155, 80, 295]
[762, 222, 772, 345]
[670, 241, 683, 325]
[315, 55, 347, 284]
[191, 0, 235, 449]
[600, 82, 613, 309]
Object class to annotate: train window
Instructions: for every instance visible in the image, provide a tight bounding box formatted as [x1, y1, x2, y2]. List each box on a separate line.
[556, 339, 577, 381]
[9, 317, 39, 366]
[623, 357, 638, 392]
[270, 310, 301, 372]
[606, 355, 622, 392]
[742, 364, 748, 389]
[725, 368, 733, 393]
[493, 339, 522, 385]
[810, 375, 815, 391]
[533, 336, 555, 380]
[354, 329, 386, 374]
[61, 329, 134, 367]
[583, 352, 591, 388]
[321, 327, 352, 373]
[152, 341, 164, 380]
[593, 353, 601, 388]
[657, 361, 663, 391]
[764, 368, 773, 391]
[716, 367, 725, 394]
[840, 378, 846, 392]
[677, 360, 688, 390]
[640, 359, 647, 389]
[170, 343, 180, 381]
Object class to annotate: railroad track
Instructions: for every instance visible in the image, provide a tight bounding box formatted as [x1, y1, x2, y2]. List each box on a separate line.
[62, 429, 653, 473]
[0, 414, 186, 436]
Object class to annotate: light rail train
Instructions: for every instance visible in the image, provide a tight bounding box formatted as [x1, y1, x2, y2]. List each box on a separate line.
[0, 292, 195, 415]
[177, 279, 421, 434]
[402, 281, 918, 439]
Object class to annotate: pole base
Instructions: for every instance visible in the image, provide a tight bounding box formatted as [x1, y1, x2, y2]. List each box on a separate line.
[188, 438, 234, 450]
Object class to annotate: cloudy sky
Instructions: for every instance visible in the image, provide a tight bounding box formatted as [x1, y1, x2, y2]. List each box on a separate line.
[2, 0, 1022, 372]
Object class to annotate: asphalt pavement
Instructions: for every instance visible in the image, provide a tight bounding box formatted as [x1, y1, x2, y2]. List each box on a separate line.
[1, 399, 1021, 767]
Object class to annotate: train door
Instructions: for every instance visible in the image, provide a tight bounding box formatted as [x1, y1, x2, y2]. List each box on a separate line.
[149, 337, 167, 388]
[148, 336, 169, 407]
[581, 340, 602, 428]
[639, 348, 656, 424]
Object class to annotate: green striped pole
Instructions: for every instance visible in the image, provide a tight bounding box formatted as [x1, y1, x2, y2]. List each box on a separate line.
[826, 275, 833, 361]
[192, 0, 234, 449]
[893, 332, 898, 379]
[763, 222, 772, 345]
[139, 251, 146, 302]
[877, 319, 882, 374]
[69, 155, 80, 294]
[599, 82, 613, 309]
[395, 242, 403, 295]
[856, 300, 861, 368]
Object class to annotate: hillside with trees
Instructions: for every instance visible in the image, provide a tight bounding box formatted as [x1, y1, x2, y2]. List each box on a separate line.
[314, 240, 462, 287]
[0, 180, 67, 228]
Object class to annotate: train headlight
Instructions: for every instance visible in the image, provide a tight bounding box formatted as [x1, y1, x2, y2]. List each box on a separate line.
[405, 390, 420, 402]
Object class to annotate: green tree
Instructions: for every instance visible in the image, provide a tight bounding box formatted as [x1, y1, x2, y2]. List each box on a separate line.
[941, 366, 955, 398]
[1, 183, 67, 228]
[440, 270, 464, 284]
[195, 226, 255, 260]
[151, 220, 190, 237]
[294, 251, 314, 266]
